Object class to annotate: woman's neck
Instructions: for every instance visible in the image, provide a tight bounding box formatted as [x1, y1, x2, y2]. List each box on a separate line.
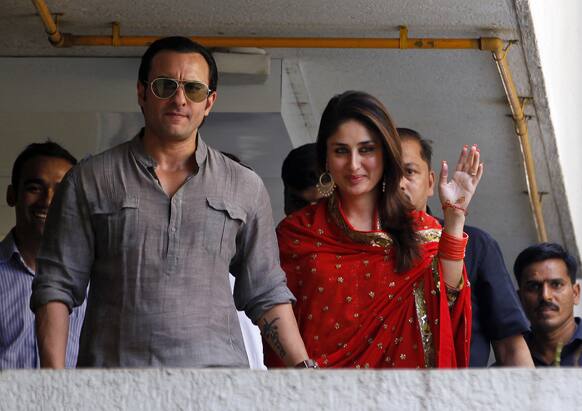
[338, 190, 379, 231]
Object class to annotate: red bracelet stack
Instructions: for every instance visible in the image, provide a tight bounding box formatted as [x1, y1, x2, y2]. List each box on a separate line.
[439, 231, 469, 260]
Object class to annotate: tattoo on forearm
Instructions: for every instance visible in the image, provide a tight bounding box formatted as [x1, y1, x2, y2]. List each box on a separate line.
[261, 317, 287, 359]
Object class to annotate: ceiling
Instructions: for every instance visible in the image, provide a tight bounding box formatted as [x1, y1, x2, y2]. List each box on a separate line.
[0, 0, 575, 267]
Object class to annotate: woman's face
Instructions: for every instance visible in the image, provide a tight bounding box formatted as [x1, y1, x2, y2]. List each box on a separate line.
[326, 119, 384, 201]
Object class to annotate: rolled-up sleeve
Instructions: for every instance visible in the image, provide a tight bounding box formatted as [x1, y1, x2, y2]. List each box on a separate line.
[30, 167, 94, 313]
[230, 176, 295, 324]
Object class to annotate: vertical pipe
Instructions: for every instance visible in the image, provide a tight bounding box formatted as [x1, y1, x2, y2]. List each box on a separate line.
[493, 48, 548, 242]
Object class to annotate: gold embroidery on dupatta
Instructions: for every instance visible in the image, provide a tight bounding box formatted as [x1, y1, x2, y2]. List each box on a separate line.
[431, 257, 441, 294]
[328, 194, 392, 247]
[413, 279, 435, 368]
[417, 228, 442, 244]
[328, 195, 442, 247]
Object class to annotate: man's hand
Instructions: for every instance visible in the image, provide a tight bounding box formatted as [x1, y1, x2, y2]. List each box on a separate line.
[258, 303, 310, 367]
[35, 301, 70, 368]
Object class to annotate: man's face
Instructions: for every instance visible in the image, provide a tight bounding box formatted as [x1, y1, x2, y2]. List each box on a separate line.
[137, 51, 217, 142]
[7, 156, 73, 239]
[399, 138, 435, 211]
[518, 258, 580, 334]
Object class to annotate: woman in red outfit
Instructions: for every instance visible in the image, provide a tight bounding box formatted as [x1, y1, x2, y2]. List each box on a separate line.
[273, 91, 483, 368]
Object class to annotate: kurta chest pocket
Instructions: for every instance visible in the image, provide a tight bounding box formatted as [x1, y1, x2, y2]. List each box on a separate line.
[89, 194, 139, 257]
[204, 197, 246, 261]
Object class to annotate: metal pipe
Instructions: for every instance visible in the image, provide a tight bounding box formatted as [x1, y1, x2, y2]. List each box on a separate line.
[29, 0, 548, 240]
[31, 0, 64, 46]
[493, 47, 548, 242]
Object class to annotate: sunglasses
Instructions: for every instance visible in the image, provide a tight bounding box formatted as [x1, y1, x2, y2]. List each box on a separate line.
[148, 77, 212, 102]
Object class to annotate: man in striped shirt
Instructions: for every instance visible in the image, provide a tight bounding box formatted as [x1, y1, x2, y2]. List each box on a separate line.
[0, 142, 85, 368]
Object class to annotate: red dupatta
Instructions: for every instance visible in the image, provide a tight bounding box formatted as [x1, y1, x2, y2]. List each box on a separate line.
[268, 195, 471, 368]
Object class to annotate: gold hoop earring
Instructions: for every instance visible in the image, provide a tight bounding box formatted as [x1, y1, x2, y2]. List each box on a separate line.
[316, 171, 336, 197]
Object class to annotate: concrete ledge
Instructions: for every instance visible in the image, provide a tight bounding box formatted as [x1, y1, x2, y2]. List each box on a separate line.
[1, 368, 580, 410]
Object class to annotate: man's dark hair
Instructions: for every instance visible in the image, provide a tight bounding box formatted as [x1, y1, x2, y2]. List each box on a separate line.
[11, 141, 77, 193]
[138, 36, 218, 93]
[513, 242, 578, 285]
[282, 143, 319, 191]
[397, 127, 433, 170]
[281, 143, 319, 215]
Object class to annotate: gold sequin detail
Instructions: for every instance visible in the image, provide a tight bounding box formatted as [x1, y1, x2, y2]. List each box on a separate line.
[377, 343, 383, 350]
[364, 363, 370, 369]
[337, 276, 344, 283]
[434, 319, 439, 325]
[293, 239, 300, 245]
[311, 268, 316, 273]
[335, 264, 341, 269]
[317, 229, 324, 235]
[384, 356, 391, 363]
[400, 354, 407, 360]
[302, 295, 308, 301]
[311, 253, 318, 260]
[295, 265, 300, 271]
[314, 335, 319, 340]
[365, 272, 371, 279]
[307, 223, 312, 228]
[408, 317, 414, 324]
[383, 324, 388, 329]
[394, 338, 400, 345]
[335, 322, 340, 330]
[345, 296, 352, 303]
[388, 294, 394, 300]
[316, 241, 322, 247]
[363, 260, 369, 266]
[318, 287, 324, 293]
[353, 313, 359, 318]
[369, 291, 375, 299]
[389, 281, 396, 288]
[322, 306, 329, 312]
[307, 314, 313, 320]
[431, 290, 437, 295]
[367, 338, 373, 344]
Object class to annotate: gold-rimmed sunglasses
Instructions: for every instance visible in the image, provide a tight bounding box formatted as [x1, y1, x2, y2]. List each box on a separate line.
[147, 77, 212, 102]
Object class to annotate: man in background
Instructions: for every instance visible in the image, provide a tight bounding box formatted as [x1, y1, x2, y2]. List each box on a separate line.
[514, 242, 582, 366]
[0, 142, 85, 368]
[281, 143, 321, 215]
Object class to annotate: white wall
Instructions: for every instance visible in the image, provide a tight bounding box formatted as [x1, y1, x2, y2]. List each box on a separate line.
[1, 368, 581, 410]
[528, 0, 582, 258]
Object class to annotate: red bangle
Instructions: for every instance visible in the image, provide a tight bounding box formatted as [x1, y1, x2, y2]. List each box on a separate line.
[439, 231, 469, 260]
[442, 200, 468, 216]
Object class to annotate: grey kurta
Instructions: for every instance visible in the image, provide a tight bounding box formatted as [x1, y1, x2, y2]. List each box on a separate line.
[31, 133, 295, 367]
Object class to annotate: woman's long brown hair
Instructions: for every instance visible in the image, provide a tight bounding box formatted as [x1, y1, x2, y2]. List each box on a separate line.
[316, 91, 419, 271]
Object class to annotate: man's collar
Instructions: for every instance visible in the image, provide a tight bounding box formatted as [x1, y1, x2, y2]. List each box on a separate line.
[0, 230, 19, 263]
[0, 229, 34, 275]
[569, 317, 582, 343]
[130, 128, 208, 173]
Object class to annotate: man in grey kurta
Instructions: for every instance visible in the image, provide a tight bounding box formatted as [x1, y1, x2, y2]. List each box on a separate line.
[30, 36, 312, 368]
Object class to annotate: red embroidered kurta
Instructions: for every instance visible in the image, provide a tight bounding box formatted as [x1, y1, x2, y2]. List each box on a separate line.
[267, 196, 471, 368]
